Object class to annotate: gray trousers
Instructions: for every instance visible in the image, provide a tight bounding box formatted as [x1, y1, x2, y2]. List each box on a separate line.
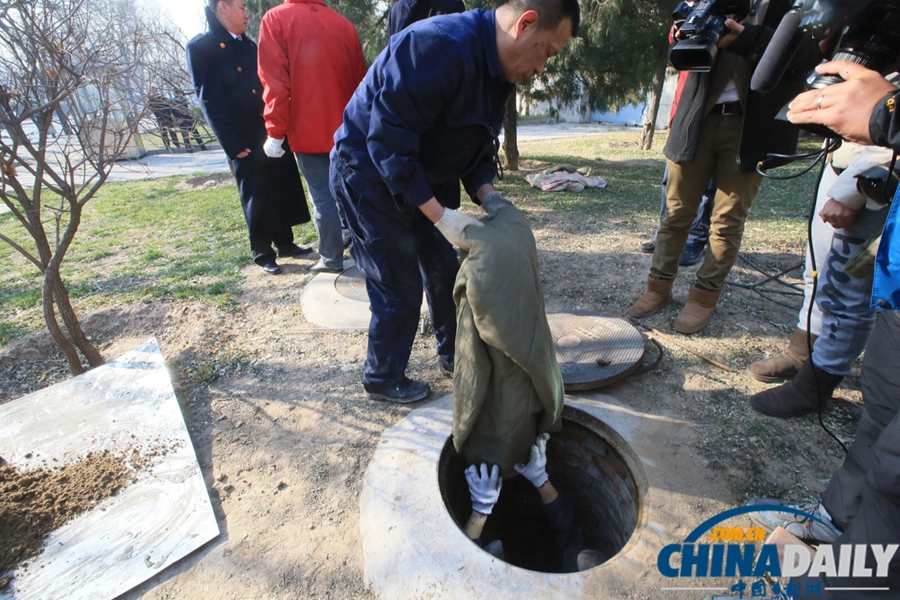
[295, 152, 344, 268]
[798, 164, 888, 376]
[802, 310, 900, 598]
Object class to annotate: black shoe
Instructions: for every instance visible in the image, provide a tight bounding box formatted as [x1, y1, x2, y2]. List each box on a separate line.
[438, 357, 453, 378]
[363, 377, 430, 404]
[750, 359, 843, 418]
[678, 242, 705, 267]
[261, 261, 282, 275]
[278, 244, 314, 258]
[639, 240, 655, 254]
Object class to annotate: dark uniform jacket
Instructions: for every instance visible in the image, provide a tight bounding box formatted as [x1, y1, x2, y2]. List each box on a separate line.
[186, 8, 309, 233]
[665, 0, 822, 173]
[388, 0, 466, 36]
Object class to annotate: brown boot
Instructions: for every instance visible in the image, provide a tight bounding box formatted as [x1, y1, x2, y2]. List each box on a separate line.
[628, 278, 673, 318]
[673, 286, 720, 334]
[750, 359, 843, 418]
[747, 328, 818, 383]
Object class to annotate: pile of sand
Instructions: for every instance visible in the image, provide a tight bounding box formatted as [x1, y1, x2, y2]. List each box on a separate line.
[0, 450, 143, 590]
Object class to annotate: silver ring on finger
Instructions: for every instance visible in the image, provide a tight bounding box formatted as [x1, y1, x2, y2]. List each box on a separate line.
[816, 95, 825, 110]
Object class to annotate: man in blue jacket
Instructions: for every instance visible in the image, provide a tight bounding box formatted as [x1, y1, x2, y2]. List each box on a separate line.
[741, 61, 900, 599]
[330, 0, 579, 403]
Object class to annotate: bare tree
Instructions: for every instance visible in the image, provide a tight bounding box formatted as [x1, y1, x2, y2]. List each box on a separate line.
[0, 0, 173, 373]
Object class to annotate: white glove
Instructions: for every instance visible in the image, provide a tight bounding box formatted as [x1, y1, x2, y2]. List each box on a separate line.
[263, 136, 285, 158]
[435, 208, 484, 250]
[465, 463, 502, 515]
[514, 432, 550, 488]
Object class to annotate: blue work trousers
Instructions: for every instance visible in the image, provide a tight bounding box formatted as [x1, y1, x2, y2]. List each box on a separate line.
[330, 160, 459, 385]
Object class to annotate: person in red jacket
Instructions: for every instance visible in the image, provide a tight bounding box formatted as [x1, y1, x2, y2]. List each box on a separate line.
[257, 0, 366, 274]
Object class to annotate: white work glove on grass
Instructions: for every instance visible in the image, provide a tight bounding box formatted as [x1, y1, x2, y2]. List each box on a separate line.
[514, 432, 550, 488]
[263, 136, 285, 158]
[435, 208, 483, 251]
[465, 463, 502, 515]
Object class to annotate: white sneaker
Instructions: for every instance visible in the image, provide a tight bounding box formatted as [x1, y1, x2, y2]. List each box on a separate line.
[745, 497, 842, 544]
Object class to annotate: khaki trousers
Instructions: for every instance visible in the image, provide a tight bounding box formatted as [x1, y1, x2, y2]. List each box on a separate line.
[651, 111, 763, 291]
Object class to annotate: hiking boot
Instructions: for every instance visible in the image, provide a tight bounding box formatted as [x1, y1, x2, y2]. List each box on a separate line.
[627, 278, 673, 318]
[747, 328, 817, 383]
[745, 497, 842, 544]
[750, 359, 843, 418]
[363, 377, 430, 404]
[677, 241, 705, 267]
[673, 286, 720, 334]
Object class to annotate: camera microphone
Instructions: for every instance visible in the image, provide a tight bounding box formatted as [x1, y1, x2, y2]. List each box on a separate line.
[750, 5, 805, 93]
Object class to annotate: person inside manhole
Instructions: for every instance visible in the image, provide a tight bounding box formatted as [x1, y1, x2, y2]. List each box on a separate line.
[463, 433, 605, 572]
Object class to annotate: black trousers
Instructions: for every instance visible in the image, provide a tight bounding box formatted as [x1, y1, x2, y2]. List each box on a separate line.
[796, 310, 900, 597]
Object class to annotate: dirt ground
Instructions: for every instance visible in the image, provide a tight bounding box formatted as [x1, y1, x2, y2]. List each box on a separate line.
[0, 167, 863, 599]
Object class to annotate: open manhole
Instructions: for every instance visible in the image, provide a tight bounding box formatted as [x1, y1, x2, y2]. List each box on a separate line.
[438, 405, 644, 574]
[547, 311, 646, 391]
[334, 265, 369, 303]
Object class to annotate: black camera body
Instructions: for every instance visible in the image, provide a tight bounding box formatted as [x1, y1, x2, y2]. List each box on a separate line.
[801, 0, 900, 92]
[669, 0, 753, 72]
[753, 0, 900, 137]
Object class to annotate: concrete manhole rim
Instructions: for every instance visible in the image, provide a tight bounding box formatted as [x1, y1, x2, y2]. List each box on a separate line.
[360, 395, 652, 599]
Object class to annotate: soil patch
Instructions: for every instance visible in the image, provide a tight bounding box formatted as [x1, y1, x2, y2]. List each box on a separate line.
[0, 449, 145, 590]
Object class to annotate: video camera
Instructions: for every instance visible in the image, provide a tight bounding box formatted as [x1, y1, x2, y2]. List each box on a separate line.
[752, 0, 900, 128]
[669, 0, 753, 72]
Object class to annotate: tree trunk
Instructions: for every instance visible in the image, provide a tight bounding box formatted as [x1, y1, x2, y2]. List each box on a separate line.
[42, 281, 84, 375]
[640, 64, 668, 151]
[502, 89, 518, 172]
[49, 268, 104, 368]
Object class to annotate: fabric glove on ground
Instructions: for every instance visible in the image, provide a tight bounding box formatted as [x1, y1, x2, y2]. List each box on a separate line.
[465, 463, 502, 515]
[480, 191, 513, 218]
[514, 432, 550, 487]
[435, 208, 484, 251]
[263, 136, 285, 158]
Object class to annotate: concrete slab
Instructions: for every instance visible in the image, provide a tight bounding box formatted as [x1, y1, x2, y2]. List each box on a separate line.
[299, 260, 429, 330]
[0, 338, 219, 600]
[359, 392, 718, 599]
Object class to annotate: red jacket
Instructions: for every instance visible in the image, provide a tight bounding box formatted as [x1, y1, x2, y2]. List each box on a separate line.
[258, 0, 366, 153]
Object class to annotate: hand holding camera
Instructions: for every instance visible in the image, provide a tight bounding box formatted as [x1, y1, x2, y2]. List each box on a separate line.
[787, 60, 897, 145]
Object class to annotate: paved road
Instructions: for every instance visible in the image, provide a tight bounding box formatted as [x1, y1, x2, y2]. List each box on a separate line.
[0, 121, 631, 215]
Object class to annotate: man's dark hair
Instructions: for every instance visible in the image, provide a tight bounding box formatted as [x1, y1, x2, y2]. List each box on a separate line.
[504, 0, 580, 37]
[207, 0, 230, 12]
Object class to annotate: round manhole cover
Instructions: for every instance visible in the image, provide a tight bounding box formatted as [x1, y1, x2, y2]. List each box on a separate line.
[334, 266, 369, 303]
[547, 311, 645, 391]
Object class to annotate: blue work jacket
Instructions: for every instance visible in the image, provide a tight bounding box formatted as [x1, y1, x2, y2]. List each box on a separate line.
[332, 8, 512, 213]
[872, 185, 900, 310]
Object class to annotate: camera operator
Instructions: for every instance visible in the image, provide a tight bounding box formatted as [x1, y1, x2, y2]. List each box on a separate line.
[628, 0, 822, 334]
[740, 60, 900, 599]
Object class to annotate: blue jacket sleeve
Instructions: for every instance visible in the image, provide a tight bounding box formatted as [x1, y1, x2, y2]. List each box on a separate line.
[186, 40, 248, 158]
[365, 30, 465, 208]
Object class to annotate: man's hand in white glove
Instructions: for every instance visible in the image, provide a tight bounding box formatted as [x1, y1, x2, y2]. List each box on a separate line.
[435, 208, 484, 251]
[263, 136, 285, 158]
[465, 463, 502, 515]
[514, 432, 550, 488]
